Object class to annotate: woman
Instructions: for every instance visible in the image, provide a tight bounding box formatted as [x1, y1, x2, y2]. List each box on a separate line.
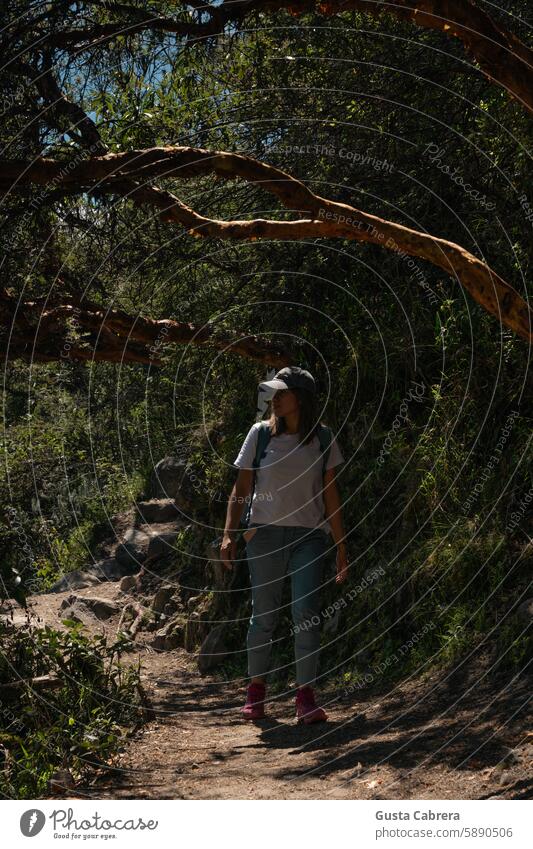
[220, 366, 349, 724]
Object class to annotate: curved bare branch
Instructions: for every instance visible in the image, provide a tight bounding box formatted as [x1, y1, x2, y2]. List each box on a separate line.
[2, 146, 530, 343]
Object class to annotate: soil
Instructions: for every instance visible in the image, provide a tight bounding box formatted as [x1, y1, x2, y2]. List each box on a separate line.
[5, 585, 532, 801]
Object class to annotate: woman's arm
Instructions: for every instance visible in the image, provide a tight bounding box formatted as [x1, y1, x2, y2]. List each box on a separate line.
[220, 468, 254, 569]
[323, 467, 349, 584]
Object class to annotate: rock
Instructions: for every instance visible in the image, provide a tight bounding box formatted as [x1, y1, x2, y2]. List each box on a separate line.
[516, 598, 533, 622]
[163, 600, 179, 618]
[146, 531, 179, 562]
[114, 542, 146, 569]
[148, 455, 211, 510]
[135, 498, 183, 525]
[120, 575, 138, 593]
[151, 614, 185, 650]
[60, 606, 86, 624]
[48, 768, 75, 794]
[49, 569, 101, 593]
[151, 585, 176, 614]
[205, 541, 229, 588]
[124, 527, 151, 546]
[72, 596, 120, 620]
[197, 624, 228, 674]
[49, 556, 141, 593]
[148, 456, 189, 500]
[184, 611, 204, 651]
[114, 535, 148, 569]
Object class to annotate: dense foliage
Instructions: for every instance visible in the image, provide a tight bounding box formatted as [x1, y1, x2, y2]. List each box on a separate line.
[0, 620, 145, 798]
[0, 1, 531, 778]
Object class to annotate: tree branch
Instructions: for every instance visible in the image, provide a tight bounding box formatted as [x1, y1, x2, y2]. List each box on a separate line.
[2, 146, 531, 342]
[0, 288, 292, 368]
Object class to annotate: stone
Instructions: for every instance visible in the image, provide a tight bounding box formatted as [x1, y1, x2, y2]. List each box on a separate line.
[123, 527, 151, 546]
[94, 557, 131, 580]
[184, 611, 202, 652]
[146, 532, 179, 562]
[197, 624, 228, 674]
[151, 614, 185, 650]
[60, 606, 86, 624]
[114, 542, 146, 569]
[49, 569, 101, 593]
[135, 498, 183, 525]
[205, 541, 229, 588]
[115, 538, 148, 569]
[48, 768, 75, 793]
[73, 596, 120, 620]
[148, 457, 188, 500]
[120, 575, 137, 593]
[151, 584, 176, 614]
[148, 455, 211, 510]
[49, 556, 142, 593]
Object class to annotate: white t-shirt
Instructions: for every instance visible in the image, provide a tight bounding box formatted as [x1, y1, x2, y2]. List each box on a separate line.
[233, 422, 344, 532]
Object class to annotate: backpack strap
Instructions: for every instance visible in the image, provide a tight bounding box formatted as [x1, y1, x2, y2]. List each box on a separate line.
[316, 424, 333, 476]
[253, 421, 272, 468]
[241, 422, 271, 529]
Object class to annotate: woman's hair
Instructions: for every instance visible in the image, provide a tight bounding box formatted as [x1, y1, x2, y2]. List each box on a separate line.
[267, 387, 324, 445]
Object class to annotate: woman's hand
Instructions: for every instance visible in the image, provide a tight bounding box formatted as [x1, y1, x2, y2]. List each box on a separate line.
[220, 533, 237, 570]
[335, 544, 349, 584]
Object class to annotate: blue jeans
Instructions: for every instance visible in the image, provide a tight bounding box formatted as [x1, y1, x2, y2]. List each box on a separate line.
[245, 524, 329, 687]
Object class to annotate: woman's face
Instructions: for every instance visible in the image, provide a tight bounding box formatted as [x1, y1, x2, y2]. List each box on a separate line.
[272, 387, 300, 418]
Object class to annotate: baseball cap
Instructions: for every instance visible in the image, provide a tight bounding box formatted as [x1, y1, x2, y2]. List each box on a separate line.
[258, 366, 316, 395]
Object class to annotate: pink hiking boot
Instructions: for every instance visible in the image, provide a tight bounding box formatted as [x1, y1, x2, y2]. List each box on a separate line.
[241, 681, 266, 720]
[295, 686, 328, 724]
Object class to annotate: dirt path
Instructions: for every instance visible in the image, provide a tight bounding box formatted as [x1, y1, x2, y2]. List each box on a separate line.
[12, 588, 533, 801]
[88, 648, 531, 800]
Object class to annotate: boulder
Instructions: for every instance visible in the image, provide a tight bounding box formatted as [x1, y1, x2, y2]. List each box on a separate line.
[148, 457, 188, 500]
[184, 611, 205, 652]
[60, 605, 92, 625]
[151, 614, 185, 650]
[197, 625, 228, 674]
[48, 769, 75, 794]
[151, 584, 176, 614]
[93, 557, 131, 581]
[119, 575, 138, 593]
[146, 531, 179, 562]
[135, 498, 183, 525]
[115, 529, 150, 569]
[124, 527, 151, 546]
[60, 595, 119, 620]
[49, 569, 102, 593]
[49, 557, 141, 593]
